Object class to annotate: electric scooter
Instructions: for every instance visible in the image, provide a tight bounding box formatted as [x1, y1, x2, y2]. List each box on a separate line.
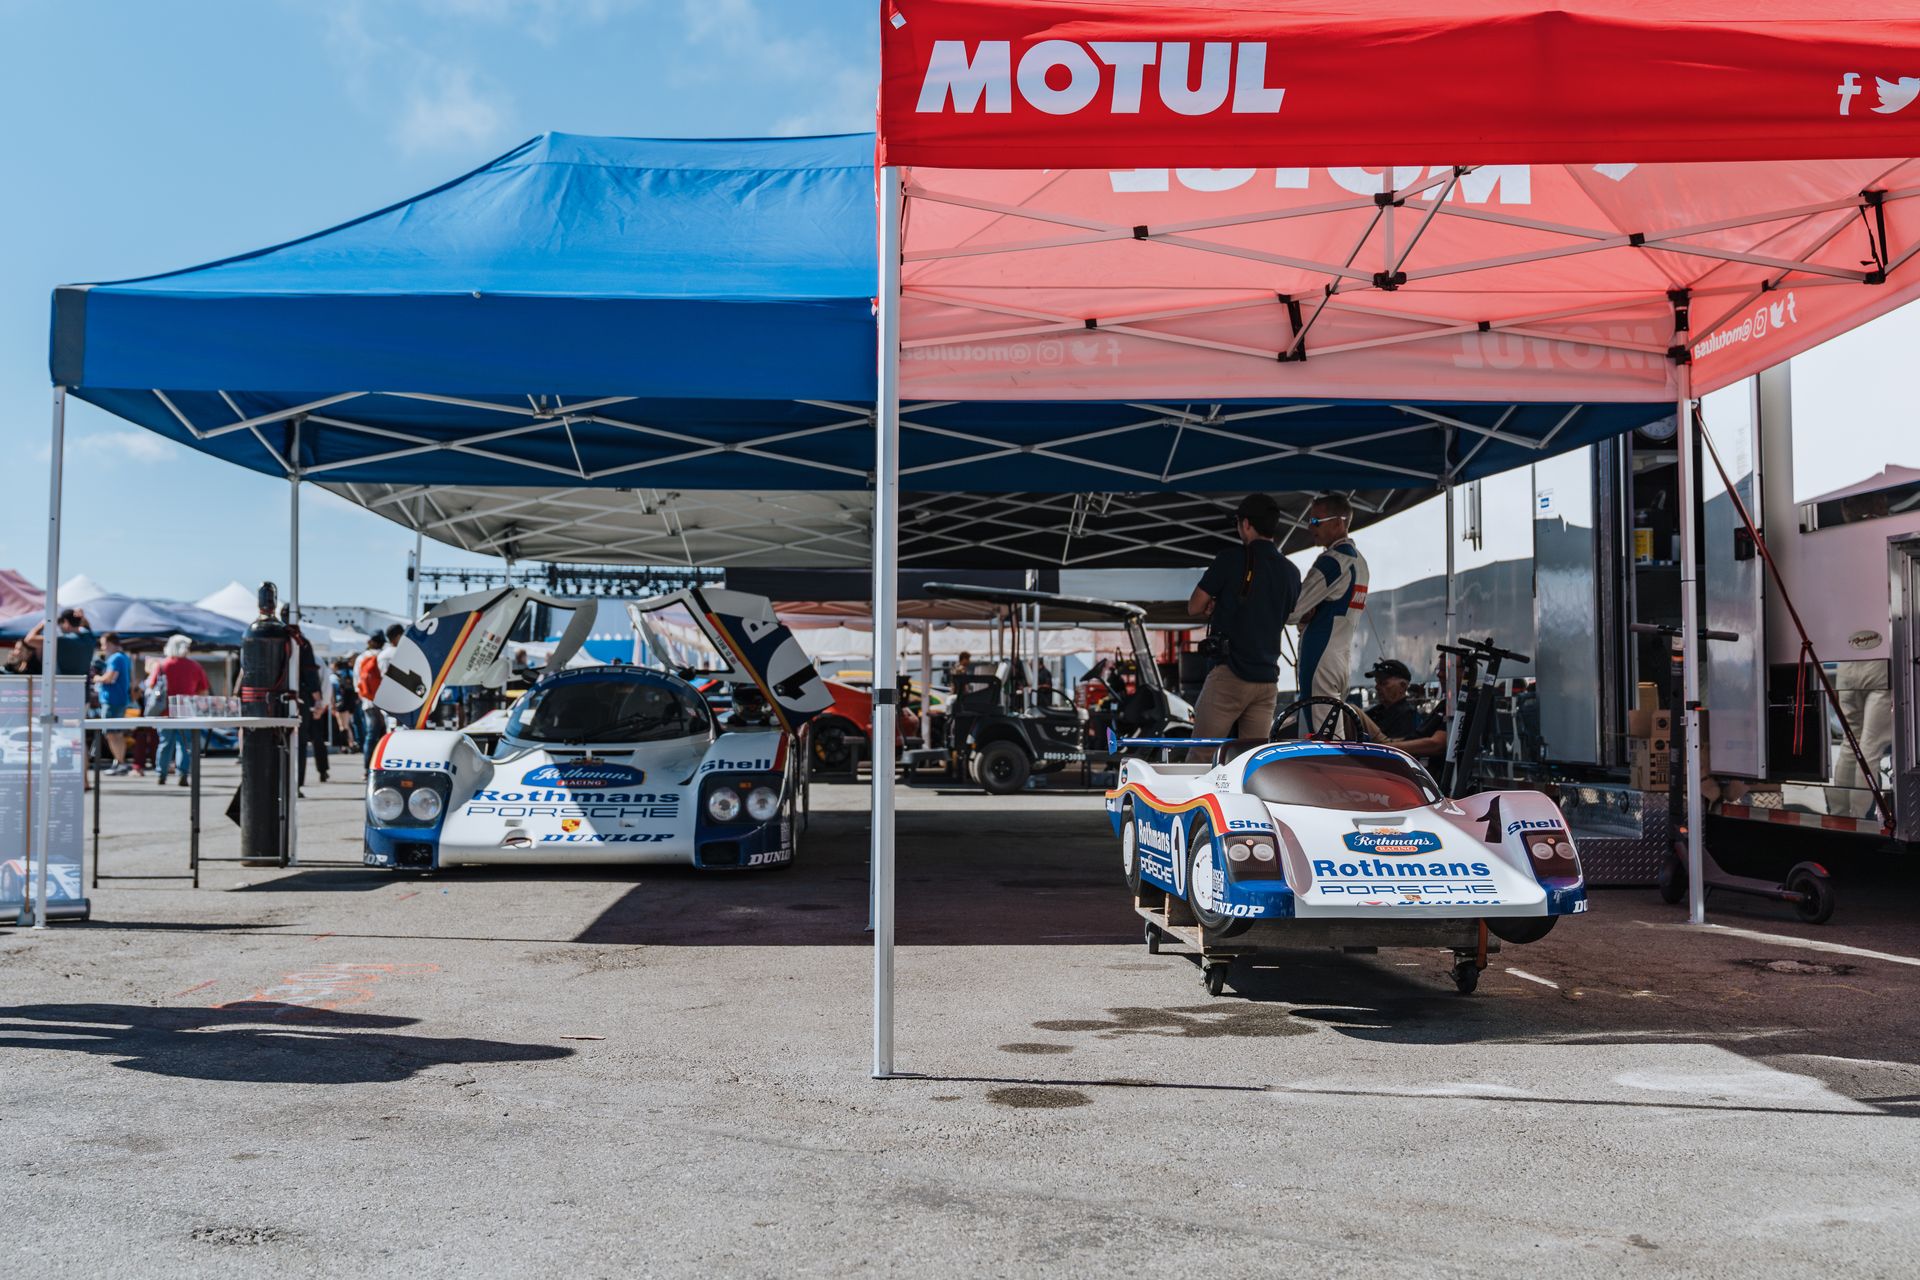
[1633, 621, 1837, 923]
[1435, 635, 1530, 798]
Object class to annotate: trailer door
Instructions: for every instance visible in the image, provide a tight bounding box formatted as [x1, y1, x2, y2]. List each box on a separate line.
[1701, 382, 1765, 778]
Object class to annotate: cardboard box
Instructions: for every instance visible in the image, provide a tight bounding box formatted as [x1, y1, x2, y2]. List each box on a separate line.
[1630, 758, 1669, 792]
[1636, 681, 1660, 710]
[1626, 708, 1673, 740]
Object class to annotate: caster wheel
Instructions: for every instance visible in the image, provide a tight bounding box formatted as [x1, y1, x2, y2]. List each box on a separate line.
[1787, 865, 1836, 925]
[1451, 960, 1480, 995]
[1657, 849, 1687, 905]
[1145, 922, 1161, 955]
[1203, 963, 1229, 997]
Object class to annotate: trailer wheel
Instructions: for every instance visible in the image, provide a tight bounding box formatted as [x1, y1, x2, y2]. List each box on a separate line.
[1451, 959, 1480, 995]
[1787, 864, 1836, 924]
[1145, 921, 1161, 954]
[1203, 963, 1230, 997]
[1657, 847, 1687, 905]
[974, 741, 1031, 795]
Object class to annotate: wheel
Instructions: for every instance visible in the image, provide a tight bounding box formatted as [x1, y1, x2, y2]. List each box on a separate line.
[1120, 802, 1142, 896]
[1203, 963, 1229, 997]
[1451, 960, 1480, 995]
[1657, 847, 1687, 905]
[810, 717, 859, 772]
[1488, 915, 1557, 945]
[1184, 812, 1250, 939]
[974, 741, 1032, 795]
[1145, 921, 1161, 954]
[1273, 695, 1371, 742]
[1787, 864, 1836, 924]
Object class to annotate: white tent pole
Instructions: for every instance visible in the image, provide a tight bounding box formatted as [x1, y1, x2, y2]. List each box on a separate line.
[31, 386, 67, 929]
[407, 528, 423, 620]
[919, 621, 934, 750]
[872, 165, 903, 1079]
[1675, 359, 1706, 925]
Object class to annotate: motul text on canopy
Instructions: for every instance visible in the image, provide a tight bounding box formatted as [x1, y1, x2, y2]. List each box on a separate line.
[916, 40, 1287, 116]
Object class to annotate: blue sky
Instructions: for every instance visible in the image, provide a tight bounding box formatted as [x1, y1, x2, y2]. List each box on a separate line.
[0, 0, 873, 613]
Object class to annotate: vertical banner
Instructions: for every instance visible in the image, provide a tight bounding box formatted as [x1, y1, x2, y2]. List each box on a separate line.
[1, 675, 88, 921]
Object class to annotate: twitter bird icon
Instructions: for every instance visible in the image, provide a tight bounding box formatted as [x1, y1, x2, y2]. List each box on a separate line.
[1873, 77, 1920, 114]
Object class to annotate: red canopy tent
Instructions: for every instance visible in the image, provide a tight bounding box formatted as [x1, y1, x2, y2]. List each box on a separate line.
[866, 0, 1920, 1075]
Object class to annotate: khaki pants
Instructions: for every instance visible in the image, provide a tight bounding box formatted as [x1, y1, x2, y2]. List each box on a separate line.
[1187, 667, 1277, 761]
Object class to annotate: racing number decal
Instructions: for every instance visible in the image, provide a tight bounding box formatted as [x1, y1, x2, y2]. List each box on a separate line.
[1169, 819, 1187, 897]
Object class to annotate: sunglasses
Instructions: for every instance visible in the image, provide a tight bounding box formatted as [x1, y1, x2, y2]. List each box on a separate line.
[1306, 515, 1343, 527]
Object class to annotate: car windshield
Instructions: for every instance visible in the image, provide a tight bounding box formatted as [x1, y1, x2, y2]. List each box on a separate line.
[1244, 751, 1441, 812]
[507, 676, 710, 745]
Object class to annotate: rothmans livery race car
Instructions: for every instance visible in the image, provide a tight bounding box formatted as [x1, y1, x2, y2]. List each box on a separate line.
[364, 586, 829, 872]
[1108, 715, 1586, 993]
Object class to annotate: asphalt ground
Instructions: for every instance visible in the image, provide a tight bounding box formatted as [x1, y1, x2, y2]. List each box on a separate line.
[4, 754, 1920, 1278]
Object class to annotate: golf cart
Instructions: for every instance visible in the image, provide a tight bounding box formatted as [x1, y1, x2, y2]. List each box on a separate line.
[925, 583, 1193, 794]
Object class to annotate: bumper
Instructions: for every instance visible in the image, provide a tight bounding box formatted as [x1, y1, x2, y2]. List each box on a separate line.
[363, 814, 793, 871]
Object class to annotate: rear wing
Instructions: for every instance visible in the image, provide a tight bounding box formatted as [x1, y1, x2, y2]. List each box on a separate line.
[1107, 729, 1232, 754]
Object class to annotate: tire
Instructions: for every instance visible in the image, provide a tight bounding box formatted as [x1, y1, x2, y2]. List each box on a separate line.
[1184, 813, 1249, 938]
[1451, 960, 1480, 995]
[1488, 915, 1558, 945]
[1121, 802, 1142, 896]
[974, 741, 1032, 795]
[1145, 921, 1161, 954]
[810, 717, 860, 772]
[1787, 864, 1836, 924]
[1203, 963, 1230, 997]
[1657, 848, 1687, 905]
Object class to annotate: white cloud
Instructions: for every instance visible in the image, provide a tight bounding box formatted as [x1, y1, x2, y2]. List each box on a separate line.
[678, 0, 873, 129]
[394, 65, 508, 155]
[40, 429, 180, 465]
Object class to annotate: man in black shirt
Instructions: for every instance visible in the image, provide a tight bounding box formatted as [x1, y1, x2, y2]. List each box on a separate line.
[1364, 658, 1446, 761]
[1186, 493, 1303, 754]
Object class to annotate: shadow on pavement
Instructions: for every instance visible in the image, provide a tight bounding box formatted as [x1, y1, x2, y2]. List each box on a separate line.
[0, 1002, 573, 1083]
[573, 807, 1137, 946]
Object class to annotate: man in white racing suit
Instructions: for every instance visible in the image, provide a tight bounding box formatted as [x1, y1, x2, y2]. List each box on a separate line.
[1289, 494, 1370, 730]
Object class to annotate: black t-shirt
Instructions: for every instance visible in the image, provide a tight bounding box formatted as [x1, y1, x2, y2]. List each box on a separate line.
[1198, 540, 1302, 684]
[1367, 696, 1443, 748]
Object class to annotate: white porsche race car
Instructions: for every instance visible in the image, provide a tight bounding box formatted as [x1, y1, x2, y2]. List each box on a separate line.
[364, 586, 829, 873]
[1108, 710, 1586, 993]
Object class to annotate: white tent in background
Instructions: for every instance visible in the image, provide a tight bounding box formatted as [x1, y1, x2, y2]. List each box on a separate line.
[57, 574, 108, 605]
[196, 579, 370, 658]
[194, 580, 258, 621]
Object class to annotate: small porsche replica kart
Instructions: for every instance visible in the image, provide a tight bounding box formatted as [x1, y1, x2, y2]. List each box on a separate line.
[1108, 700, 1586, 995]
[365, 586, 828, 873]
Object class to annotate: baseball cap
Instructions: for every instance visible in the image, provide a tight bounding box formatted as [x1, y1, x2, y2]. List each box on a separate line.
[1367, 658, 1412, 681]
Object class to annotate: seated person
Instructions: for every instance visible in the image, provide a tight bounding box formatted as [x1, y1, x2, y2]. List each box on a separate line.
[1363, 659, 1446, 761]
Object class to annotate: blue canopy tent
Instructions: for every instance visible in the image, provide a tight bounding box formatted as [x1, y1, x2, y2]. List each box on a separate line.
[0, 595, 245, 646]
[47, 130, 1661, 569]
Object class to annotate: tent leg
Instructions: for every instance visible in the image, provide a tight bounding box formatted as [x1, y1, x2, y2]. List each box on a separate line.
[28, 386, 67, 929]
[1444, 482, 1457, 652]
[1675, 365, 1706, 925]
[407, 528, 423, 620]
[288, 464, 301, 870]
[872, 165, 903, 1079]
[919, 621, 933, 750]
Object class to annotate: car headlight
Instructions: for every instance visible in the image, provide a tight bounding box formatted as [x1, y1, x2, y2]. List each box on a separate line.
[1226, 841, 1252, 862]
[369, 787, 405, 823]
[746, 786, 780, 822]
[408, 788, 443, 821]
[707, 788, 743, 822]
